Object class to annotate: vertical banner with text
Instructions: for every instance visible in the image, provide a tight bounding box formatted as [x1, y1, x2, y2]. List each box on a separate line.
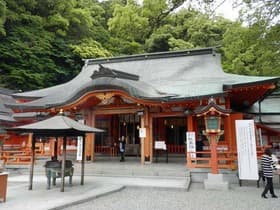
[235, 120, 258, 180]
[76, 119, 85, 161]
[186, 132, 196, 158]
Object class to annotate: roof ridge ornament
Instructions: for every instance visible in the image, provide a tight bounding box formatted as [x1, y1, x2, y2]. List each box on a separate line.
[194, 96, 231, 117]
[208, 96, 216, 104]
[91, 64, 139, 81]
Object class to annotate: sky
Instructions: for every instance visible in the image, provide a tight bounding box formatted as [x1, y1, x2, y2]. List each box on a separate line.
[180, 0, 241, 21]
[214, 0, 240, 21]
[129, 0, 241, 21]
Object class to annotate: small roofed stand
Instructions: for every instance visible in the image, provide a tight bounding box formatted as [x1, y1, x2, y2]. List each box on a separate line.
[8, 113, 104, 192]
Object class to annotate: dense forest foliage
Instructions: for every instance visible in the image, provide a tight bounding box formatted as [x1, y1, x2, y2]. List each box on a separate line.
[0, 0, 279, 91]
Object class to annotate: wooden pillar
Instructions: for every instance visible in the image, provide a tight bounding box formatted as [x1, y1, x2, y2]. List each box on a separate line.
[209, 134, 218, 174]
[57, 138, 62, 156]
[28, 134, 35, 190]
[60, 136, 66, 192]
[224, 116, 232, 150]
[230, 113, 243, 152]
[223, 115, 233, 168]
[140, 115, 145, 165]
[91, 113, 96, 161]
[225, 96, 231, 109]
[149, 115, 153, 163]
[53, 137, 58, 160]
[144, 107, 151, 162]
[187, 115, 194, 131]
[85, 110, 94, 161]
[0, 172, 8, 202]
[81, 134, 85, 185]
[27, 133, 32, 149]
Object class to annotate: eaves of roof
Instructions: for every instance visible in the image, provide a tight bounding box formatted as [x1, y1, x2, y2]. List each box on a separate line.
[0, 114, 16, 122]
[85, 47, 215, 65]
[7, 47, 280, 111]
[5, 81, 171, 110]
[223, 77, 280, 90]
[256, 123, 280, 136]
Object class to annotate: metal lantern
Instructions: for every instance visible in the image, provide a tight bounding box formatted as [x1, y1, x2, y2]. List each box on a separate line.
[205, 116, 221, 134]
[194, 97, 231, 174]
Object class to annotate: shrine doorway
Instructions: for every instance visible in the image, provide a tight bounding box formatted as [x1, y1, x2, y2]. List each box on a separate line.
[153, 117, 186, 162]
[94, 113, 141, 158]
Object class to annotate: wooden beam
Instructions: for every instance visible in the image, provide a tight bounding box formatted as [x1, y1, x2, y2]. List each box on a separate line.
[28, 134, 35, 190]
[93, 107, 143, 115]
[81, 134, 85, 185]
[150, 112, 185, 118]
[61, 137, 66, 192]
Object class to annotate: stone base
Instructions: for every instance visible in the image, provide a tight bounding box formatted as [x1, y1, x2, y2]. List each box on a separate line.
[204, 173, 229, 190]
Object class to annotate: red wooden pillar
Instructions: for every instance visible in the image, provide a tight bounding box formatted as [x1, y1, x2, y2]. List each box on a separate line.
[187, 115, 194, 132]
[149, 115, 153, 162]
[144, 107, 151, 162]
[210, 134, 218, 174]
[88, 111, 95, 161]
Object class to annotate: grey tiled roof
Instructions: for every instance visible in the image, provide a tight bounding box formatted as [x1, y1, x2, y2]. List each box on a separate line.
[245, 97, 280, 126]
[0, 114, 15, 122]
[7, 48, 280, 110]
[246, 97, 280, 114]
[0, 91, 16, 122]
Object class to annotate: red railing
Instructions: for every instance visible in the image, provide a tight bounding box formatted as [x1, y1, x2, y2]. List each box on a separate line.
[186, 151, 238, 170]
[95, 144, 186, 155]
[166, 144, 185, 153]
[95, 146, 117, 156]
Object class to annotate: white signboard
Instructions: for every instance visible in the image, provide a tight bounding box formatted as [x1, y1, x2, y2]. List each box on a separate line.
[139, 128, 146, 138]
[76, 136, 83, 161]
[155, 141, 167, 150]
[235, 120, 258, 180]
[76, 119, 84, 161]
[186, 132, 196, 158]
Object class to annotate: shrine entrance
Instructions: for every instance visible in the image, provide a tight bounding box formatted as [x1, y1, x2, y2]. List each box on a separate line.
[94, 113, 141, 158]
[152, 117, 186, 163]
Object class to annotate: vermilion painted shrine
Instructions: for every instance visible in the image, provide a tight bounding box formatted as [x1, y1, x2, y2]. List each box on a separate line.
[1, 47, 280, 169]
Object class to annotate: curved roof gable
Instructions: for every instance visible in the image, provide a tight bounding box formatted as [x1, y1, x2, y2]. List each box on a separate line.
[6, 47, 280, 110]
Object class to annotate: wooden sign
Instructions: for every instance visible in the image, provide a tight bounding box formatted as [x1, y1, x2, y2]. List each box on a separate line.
[235, 120, 258, 180]
[139, 128, 146, 138]
[186, 131, 196, 158]
[155, 141, 166, 150]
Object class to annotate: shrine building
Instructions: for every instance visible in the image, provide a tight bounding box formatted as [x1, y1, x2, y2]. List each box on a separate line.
[4, 47, 280, 169]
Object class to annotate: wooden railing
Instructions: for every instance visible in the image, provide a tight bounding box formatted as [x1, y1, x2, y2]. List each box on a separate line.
[35, 143, 51, 156]
[95, 144, 186, 156]
[166, 144, 185, 153]
[1, 150, 32, 165]
[95, 146, 117, 156]
[186, 151, 238, 170]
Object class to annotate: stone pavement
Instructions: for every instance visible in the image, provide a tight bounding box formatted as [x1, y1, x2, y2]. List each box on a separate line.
[3, 156, 280, 210]
[0, 157, 189, 210]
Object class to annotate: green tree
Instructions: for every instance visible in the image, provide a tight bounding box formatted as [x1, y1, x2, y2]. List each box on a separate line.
[222, 22, 280, 76]
[142, 0, 185, 35]
[0, 0, 84, 90]
[70, 38, 112, 59]
[0, 0, 279, 92]
[0, 0, 6, 36]
[108, 1, 148, 42]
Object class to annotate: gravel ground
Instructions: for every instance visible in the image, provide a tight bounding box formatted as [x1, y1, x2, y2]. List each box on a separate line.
[63, 183, 280, 210]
